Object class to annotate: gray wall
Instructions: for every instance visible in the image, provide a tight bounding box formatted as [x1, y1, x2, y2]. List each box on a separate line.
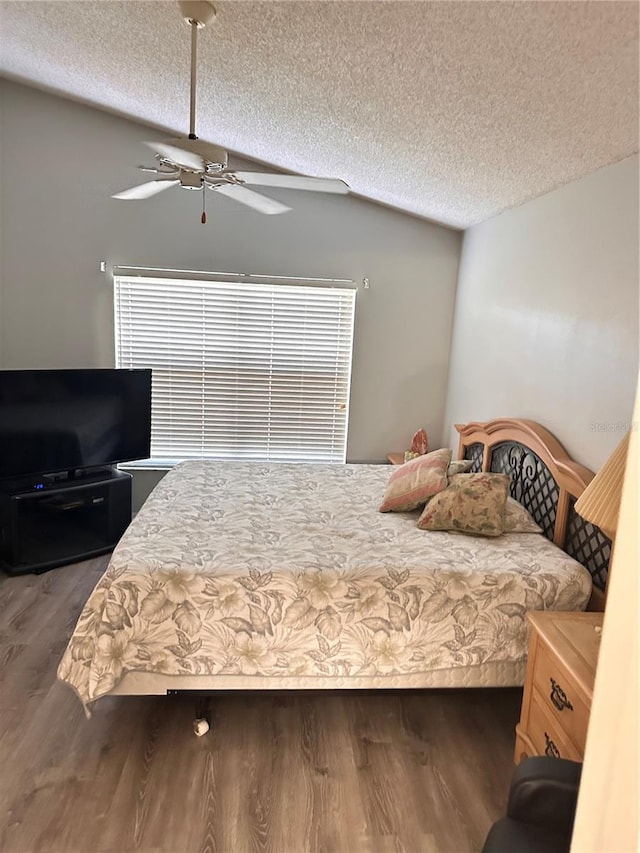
[0, 80, 462, 506]
[444, 155, 639, 472]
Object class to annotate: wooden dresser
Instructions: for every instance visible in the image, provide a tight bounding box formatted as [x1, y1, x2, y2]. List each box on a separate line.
[515, 611, 603, 764]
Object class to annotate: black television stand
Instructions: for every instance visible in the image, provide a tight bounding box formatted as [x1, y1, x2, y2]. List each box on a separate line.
[0, 467, 132, 575]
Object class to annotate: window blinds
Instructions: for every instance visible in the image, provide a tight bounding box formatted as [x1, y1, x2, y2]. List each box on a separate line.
[114, 275, 356, 465]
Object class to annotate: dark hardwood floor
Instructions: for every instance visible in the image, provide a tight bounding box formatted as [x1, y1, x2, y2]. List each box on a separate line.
[0, 558, 522, 853]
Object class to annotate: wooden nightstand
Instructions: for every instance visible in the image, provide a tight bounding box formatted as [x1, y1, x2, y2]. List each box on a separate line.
[515, 611, 603, 764]
[387, 453, 405, 465]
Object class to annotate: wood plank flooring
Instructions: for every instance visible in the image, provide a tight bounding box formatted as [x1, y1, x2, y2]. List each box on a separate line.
[0, 557, 522, 853]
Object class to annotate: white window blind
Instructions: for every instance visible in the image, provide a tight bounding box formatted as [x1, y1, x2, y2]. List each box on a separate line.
[114, 275, 356, 465]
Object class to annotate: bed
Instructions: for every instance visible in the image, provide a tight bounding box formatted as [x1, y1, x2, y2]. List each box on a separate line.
[58, 419, 610, 713]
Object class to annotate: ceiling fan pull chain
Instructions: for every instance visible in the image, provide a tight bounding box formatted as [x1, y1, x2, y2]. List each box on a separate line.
[201, 184, 207, 224]
[189, 20, 198, 139]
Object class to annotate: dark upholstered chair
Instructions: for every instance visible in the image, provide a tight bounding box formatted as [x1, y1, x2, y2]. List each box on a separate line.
[482, 756, 582, 853]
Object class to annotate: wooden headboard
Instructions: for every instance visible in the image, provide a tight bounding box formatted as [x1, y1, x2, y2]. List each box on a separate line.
[456, 419, 610, 609]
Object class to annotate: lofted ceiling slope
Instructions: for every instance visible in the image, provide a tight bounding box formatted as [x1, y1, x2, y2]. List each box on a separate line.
[0, 0, 638, 228]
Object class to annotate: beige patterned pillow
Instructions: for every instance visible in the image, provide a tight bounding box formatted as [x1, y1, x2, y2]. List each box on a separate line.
[503, 497, 542, 534]
[379, 448, 452, 512]
[447, 459, 473, 476]
[417, 472, 510, 537]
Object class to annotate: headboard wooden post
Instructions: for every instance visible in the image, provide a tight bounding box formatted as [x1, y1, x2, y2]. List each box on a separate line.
[554, 489, 570, 549]
[455, 418, 609, 611]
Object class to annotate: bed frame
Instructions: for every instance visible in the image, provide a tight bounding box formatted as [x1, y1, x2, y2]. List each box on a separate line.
[72, 416, 606, 713]
[456, 418, 610, 610]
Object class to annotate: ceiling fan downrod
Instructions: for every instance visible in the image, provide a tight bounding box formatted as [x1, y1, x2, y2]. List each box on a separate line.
[189, 21, 198, 138]
[178, 1, 216, 139]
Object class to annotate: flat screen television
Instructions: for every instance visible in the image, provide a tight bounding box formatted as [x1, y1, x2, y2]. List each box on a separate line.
[0, 368, 152, 481]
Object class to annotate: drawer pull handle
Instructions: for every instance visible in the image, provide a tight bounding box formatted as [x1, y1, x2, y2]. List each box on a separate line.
[550, 678, 573, 712]
[544, 732, 560, 758]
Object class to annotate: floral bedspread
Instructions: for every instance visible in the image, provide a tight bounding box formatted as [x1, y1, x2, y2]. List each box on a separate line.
[58, 461, 592, 706]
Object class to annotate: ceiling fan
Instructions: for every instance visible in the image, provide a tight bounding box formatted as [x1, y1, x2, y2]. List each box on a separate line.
[112, 0, 349, 223]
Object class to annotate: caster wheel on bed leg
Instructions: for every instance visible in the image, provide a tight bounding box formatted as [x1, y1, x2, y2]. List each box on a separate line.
[193, 717, 210, 736]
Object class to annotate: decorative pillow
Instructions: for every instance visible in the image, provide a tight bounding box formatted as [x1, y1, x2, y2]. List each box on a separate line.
[447, 459, 473, 476]
[417, 472, 510, 537]
[410, 428, 429, 455]
[503, 497, 542, 534]
[379, 448, 452, 512]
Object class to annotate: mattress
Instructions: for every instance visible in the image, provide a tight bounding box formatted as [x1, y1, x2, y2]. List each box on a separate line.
[58, 461, 592, 710]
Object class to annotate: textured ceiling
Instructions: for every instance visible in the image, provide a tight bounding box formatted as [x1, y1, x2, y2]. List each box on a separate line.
[1, 1, 638, 228]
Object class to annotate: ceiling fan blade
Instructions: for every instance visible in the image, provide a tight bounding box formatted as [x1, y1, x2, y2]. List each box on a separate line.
[112, 179, 179, 200]
[232, 172, 349, 194]
[144, 141, 204, 172]
[213, 184, 291, 215]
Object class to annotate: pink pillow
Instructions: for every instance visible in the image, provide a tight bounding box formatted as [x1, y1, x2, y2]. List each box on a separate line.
[379, 448, 452, 512]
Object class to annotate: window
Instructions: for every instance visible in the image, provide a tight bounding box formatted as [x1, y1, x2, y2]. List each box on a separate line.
[114, 274, 356, 465]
